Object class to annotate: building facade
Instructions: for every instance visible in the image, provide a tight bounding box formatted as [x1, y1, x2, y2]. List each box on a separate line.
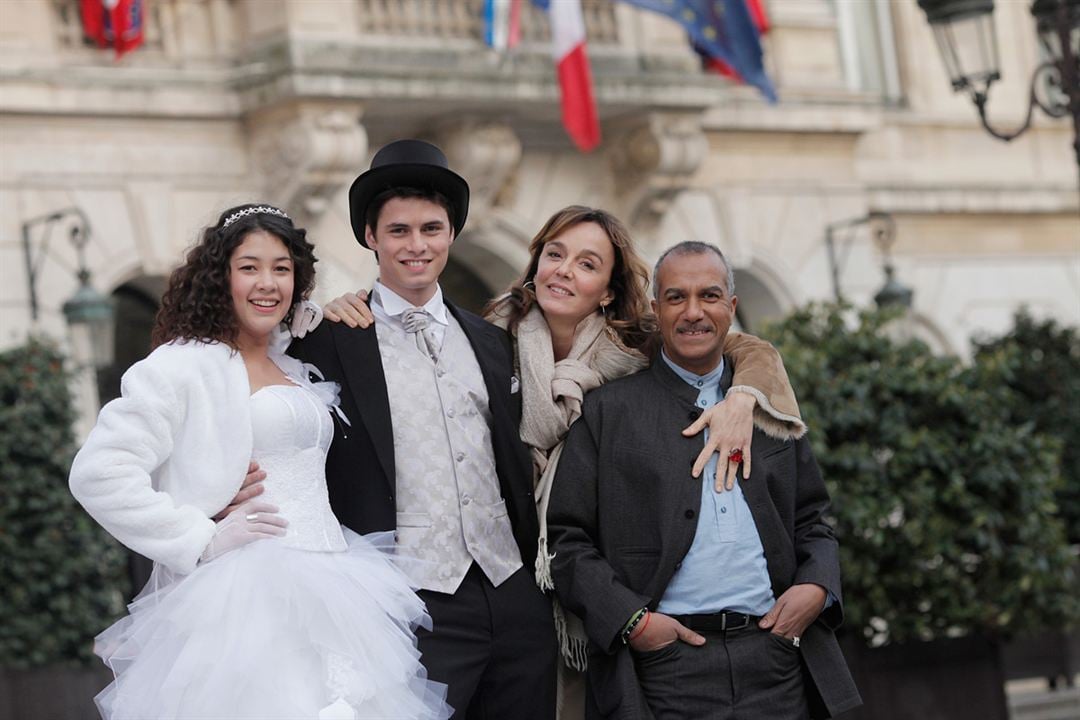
[1, 0, 1077, 436]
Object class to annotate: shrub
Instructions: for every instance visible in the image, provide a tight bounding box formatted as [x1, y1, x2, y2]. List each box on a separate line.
[764, 304, 1078, 646]
[0, 339, 129, 667]
[972, 309, 1080, 544]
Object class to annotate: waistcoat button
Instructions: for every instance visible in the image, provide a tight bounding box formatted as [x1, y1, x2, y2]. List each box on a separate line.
[684, 509, 696, 519]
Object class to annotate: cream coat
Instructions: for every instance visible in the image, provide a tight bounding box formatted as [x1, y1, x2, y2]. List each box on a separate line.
[69, 341, 253, 576]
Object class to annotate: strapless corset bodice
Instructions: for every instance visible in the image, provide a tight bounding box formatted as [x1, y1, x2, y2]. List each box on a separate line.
[249, 384, 346, 552]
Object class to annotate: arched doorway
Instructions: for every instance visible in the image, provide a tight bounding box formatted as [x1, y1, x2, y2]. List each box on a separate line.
[97, 277, 166, 405]
[440, 257, 497, 314]
[97, 277, 165, 596]
[732, 268, 790, 335]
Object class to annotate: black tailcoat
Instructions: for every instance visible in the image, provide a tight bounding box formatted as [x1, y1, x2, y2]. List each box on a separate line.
[288, 301, 539, 569]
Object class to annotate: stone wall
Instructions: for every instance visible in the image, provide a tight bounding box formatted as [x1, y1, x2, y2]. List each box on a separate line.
[1, 0, 1076, 435]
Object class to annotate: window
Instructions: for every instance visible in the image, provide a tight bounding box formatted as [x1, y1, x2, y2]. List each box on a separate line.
[833, 0, 902, 100]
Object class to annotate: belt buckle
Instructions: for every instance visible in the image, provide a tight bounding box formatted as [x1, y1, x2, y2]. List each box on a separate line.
[721, 612, 750, 631]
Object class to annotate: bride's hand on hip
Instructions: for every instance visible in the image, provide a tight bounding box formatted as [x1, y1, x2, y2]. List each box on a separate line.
[682, 392, 757, 491]
[200, 500, 288, 564]
[214, 461, 266, 520]
[323, 289, 374, 329]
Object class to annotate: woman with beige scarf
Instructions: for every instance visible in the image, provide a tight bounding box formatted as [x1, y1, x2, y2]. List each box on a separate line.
[323, 205, 805, 719]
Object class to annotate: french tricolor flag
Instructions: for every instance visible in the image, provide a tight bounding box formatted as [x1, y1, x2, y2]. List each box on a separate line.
[533, 0, 601, 152]
[484, 0, 523, 52]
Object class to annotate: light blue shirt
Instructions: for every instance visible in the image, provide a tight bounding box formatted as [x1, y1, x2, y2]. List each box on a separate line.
[656, 351, 776, 617]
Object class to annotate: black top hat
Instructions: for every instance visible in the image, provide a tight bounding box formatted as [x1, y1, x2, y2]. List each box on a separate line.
[348, 139, 470, 248]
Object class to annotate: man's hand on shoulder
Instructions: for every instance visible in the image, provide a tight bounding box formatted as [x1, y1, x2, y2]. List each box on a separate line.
[324, 289, 374, 329]
[758, 583, 827, 639]
[628, 612, 706, 652]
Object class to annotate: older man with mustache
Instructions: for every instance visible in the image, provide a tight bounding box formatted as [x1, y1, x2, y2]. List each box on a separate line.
[546, 241, 861, 719]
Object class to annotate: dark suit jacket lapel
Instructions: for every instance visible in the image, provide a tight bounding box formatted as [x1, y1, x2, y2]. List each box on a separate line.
[332, 322, 396, 496]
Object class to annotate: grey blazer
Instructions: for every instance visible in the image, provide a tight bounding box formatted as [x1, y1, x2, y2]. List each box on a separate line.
[547, 357, 861, 719]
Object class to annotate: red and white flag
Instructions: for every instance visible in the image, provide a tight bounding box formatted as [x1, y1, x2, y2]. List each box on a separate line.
[81, 0, 144, 58]
[535, 0, 601, 152]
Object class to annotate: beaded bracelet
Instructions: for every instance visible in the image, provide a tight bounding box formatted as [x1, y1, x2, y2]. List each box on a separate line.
[629, 610, 651, 641]
[621, 608, 648, 645]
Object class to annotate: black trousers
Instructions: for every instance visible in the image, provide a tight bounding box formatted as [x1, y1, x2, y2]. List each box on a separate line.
[632, 624, 809, 720]
[417, 563, 557, 720]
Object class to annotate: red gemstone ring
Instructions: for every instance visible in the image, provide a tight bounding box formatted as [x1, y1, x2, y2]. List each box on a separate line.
[727, 448, 744, 465]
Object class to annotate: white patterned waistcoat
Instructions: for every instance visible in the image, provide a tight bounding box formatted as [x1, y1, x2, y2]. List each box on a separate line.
[376, 311, 523, 594]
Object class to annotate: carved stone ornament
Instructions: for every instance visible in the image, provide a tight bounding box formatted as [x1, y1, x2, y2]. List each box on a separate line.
[432, 120, 522, 225]
[250, 104, 368, 221]
[609, 113, 708, 239]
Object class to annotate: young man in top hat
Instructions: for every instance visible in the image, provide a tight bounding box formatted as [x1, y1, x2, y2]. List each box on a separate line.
[289, 139, 557, 718]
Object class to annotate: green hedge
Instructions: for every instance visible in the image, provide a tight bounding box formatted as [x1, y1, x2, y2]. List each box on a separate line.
[972, 309, 1080, 545]
[765, 304, 1079, 646]
[0, 339, 129, 668]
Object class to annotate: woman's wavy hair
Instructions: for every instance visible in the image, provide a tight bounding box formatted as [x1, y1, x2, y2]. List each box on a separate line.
[151, 204, 317, 349]
[484, 206, 656, 350]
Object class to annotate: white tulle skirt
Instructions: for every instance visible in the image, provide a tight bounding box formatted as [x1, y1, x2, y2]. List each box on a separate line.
[93, 530, 451, 720]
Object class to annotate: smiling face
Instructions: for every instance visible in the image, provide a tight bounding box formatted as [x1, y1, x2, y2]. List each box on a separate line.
[365, 196, 453, 306]
[652, 250, 737, 376]
[229, 230, 295, 350]
[533, 221, 616, 328]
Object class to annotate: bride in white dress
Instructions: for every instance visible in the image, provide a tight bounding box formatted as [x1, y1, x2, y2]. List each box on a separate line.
[69, 204, 450, 720]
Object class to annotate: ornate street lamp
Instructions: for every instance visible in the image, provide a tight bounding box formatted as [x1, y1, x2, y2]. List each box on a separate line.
[825, 211, 914, 310]
[22, 208, 115, 370]
[874, 264, 915, 309]
[917, 0, 1080, 185]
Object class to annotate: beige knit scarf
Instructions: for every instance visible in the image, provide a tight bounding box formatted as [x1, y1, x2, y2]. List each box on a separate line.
[498, 305, 647, 670]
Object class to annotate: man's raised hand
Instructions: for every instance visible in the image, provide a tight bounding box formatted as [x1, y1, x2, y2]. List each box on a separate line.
[323, 289, 374, 329]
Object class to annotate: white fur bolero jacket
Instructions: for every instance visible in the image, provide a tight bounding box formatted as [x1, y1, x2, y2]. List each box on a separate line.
[70, 340, 257, 577]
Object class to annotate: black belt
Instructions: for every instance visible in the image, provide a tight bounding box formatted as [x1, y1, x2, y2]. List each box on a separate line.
[671, 611, 761, 632]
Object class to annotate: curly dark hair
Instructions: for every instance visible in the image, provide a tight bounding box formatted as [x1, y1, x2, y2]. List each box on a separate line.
[483, 205, 656, 351]
[151, 204, 318, 348]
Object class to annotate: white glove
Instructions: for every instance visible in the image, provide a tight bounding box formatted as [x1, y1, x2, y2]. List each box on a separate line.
[200, 500, 288, 564]
[290, 300, 323, 338]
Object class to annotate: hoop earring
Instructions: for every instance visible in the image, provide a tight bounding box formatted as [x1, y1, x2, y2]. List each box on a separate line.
[523, 280, 536, 290]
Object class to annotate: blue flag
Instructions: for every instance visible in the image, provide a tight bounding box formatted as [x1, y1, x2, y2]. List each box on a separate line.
[618, 0, 776, 102]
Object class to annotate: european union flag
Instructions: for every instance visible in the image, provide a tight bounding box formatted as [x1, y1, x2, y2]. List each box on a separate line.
[619, 0, 777, 102]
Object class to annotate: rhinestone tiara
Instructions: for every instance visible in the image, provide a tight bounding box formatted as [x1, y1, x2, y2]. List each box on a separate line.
[222, 205, 291, 229]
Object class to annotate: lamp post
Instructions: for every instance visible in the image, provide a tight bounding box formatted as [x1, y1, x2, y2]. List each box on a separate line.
[916, 0, 1080, 187]
[21, 208, 115, 370]
[825, 211, 914, 310]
